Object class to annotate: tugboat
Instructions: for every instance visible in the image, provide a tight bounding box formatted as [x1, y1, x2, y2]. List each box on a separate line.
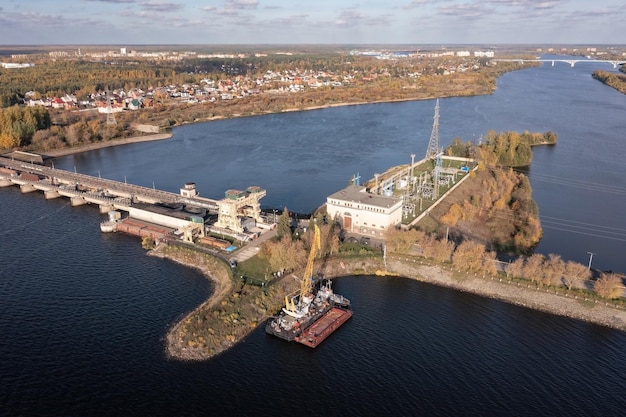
[265, 224, 352, 347]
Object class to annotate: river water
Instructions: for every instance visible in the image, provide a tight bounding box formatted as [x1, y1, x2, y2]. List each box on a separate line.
[2, 57, 626, 416]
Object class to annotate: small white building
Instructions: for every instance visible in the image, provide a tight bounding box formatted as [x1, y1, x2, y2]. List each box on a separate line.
[326, 185, 403, 237]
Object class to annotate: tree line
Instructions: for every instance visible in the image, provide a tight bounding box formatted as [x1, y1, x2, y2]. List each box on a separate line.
[447, 130, 557, 167]
[0, 54, 535, 156]
[385, 226, 623, 299]
[259, 209, 623, 303]
[0, 106, 51, 149]
[592, 70, 626, 95]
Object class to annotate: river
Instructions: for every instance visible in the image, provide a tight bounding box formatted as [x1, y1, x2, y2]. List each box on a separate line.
[1, 57, 625, 416]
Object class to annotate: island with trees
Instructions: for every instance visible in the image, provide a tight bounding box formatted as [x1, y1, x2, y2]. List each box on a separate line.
[592, 68, 626, 94]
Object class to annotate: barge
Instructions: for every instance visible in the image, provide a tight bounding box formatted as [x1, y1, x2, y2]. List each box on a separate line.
[265, 279, 352, 347]
[295, 307, 353, 348]
[265, 223, 352, 347]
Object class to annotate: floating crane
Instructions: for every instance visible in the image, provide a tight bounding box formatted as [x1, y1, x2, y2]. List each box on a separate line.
[266, 221, 352, 347]
[284, 223, 321, 316]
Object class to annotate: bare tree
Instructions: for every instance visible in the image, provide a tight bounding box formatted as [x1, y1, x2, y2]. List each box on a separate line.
[563, 260, 592, 290]
[522, 253, 544, 285]
[506, 257, 525, 279]
[542, 253, 566, 287]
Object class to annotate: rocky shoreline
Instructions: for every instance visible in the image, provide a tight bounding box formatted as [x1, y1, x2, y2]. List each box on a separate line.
[387, 257, 626, 331]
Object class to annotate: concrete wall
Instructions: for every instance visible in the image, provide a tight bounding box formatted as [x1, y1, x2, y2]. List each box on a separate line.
[127, 206, 190, 230]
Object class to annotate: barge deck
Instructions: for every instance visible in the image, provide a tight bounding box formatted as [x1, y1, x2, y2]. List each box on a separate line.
[295, 307, 353, 348]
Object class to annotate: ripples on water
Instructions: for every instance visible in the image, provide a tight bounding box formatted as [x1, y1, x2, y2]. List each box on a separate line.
[3, 60, 626, 415]
[2, 187, 626, 415]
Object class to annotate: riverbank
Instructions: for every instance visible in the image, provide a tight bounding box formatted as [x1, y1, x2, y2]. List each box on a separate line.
[36, 99, 405, 159]
[386, 257, 626, 331]
[155, 247, 626, 361]
[147, 243, 234, 360]
[43, 132, 173, 157]
[42, 98, 422, 158]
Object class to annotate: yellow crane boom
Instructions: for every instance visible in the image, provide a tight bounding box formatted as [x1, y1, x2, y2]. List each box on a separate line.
[284, 223, 321, 313]
[300, 223, 321, 298]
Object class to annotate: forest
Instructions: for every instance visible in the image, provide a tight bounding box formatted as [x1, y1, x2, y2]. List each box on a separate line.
[0, 106, 51, 149]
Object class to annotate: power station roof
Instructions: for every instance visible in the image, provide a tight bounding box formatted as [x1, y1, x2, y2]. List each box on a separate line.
[327, 185, 402, 209]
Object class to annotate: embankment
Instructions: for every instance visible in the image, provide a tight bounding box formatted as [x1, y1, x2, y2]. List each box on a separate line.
[44, 133, 173, 157]
[153, 248, 626, 361]
[148, 243, 234, 360]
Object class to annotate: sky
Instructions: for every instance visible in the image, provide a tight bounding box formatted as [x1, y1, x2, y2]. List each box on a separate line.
[0, 0, 624, 45]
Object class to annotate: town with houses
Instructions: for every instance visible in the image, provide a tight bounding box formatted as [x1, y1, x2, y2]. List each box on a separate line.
[1, 46, 503, 113]
[2, 45, 622, 114]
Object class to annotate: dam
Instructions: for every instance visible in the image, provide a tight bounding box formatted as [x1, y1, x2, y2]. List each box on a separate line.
[0, 155, 270, 245]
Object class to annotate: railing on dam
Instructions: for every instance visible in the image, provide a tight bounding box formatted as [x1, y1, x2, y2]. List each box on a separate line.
[0, 156, 216, 211]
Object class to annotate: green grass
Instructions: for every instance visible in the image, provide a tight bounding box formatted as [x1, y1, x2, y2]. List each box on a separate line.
[237, 255, 273, 283]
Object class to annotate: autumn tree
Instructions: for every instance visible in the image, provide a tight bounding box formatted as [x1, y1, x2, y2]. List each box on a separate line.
[541, 253, 566, 286]
[258, 235, 306, 272]
[301, 221, 340, 257]
[384, 227, 426, 255]
[481, 250, 498, 275]
[446, 137, 471, 158]
[521, 253, 545, 285]
[440, 203, 464, 226]
[506, 257, 525, 278]
[0, 105, 51, 149]
[421, 236, 455, 263]
[594, 273, 624, 299]
[452, 240, 487, 272]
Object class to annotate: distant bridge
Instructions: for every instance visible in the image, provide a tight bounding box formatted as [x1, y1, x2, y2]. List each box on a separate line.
[492, 58, 626, 69]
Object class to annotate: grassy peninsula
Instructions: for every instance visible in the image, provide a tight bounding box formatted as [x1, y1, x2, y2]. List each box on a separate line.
[154, 242, 626, 361]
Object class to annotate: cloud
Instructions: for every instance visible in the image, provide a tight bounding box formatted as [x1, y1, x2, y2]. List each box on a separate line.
[331, 8, 394, 28]
[438, 2, 488, 19]
[225, 0, 258, 10]
[138, 1, 184, 12]
[404, 0, 450, 10]
[85, 0, 136, 3]
[483, 0, 562, 10]
[203, 0, 258, 18]
[0, 10, 107, 28]
[264, 14, 310, 28]
[334, 9, 365, 27]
